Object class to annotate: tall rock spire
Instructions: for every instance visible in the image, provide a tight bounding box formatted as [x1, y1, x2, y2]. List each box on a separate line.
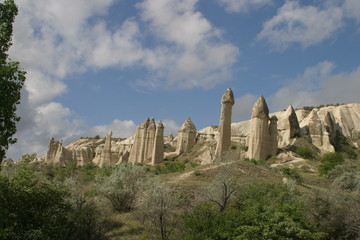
[177, 117, 197, 153]
[248, 96, 276, 160]
[152, 121, 164, 165]
[215, 88, 235, 157]
[100, 131, 112, 166]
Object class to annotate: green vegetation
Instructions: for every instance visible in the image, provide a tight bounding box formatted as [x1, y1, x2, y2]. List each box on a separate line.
[181, 183, 322, 240]
[281, 167, 303, 184]
[152, 159, 187, 174]
[2, 151, 360, 239]
[333, 131, 358, 159]
[318, 152, 345, 175]
[295, 146, 316, 159]
[0, 0, 26, 162]
[244, 157, 267, 165]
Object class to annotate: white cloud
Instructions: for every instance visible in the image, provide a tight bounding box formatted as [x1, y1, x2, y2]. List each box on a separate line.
[269, 62, 360, 111]
[233, 94, 258, 121]
[136, 0, 240, 89]
[86, 120, 137, 139]
[258, 1, 343, 50]
[6, 0, 239, 159]
[343, 0, 360, 23]
[162, 119, 180, 136]
[217, 0, 272, 13]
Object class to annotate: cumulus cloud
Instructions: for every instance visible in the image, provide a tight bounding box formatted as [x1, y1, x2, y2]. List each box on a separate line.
[136, 0, 240, 89]
[6, 0, 239, 159]
[269, 62, 360, 111]
[257, 1, 343, 50]
[217, 0, 272, 13]
[232, 94, 258, 121]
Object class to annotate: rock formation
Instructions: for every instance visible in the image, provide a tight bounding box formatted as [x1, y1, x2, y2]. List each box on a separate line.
[247, 96, 277, 160]
[151, 121, 164, 165]
[308, 110, 334, 152]
[269, 116, 278, 156]
[99, 131, 112, 166]
[177, 117, 197, 153]
[215, 88, 235, 157]
[129, 118, 149, 164]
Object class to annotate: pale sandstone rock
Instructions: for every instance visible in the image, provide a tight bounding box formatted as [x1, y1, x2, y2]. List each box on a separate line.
[177, 117, 197, 153]
[151, 121, 164, 165]
[129, 118, 150, 164]
[247, 96, 276, 160]
[99, 131, 112, 167]
[269, 116, 278, 157]
[215, 88, 235, 157]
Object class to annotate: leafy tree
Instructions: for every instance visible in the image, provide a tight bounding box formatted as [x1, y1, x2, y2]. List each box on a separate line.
[0, 166, 73, 239]
[138, 180, 181, 240]
[96, 164, 147, 212]
[181, 182, 322, 240]
[0, 0, 26, 162]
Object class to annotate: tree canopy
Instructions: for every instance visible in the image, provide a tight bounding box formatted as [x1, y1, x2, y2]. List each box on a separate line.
[0, 0, 26, 162]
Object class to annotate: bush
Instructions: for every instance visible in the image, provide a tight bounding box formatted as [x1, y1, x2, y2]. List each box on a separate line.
[281, 167, 303, 183]
[318, 153, 345, 175]
[295, 146, 315, 159]
[244, 158, 266, 165]
[96, 164, 147, 212]
[152, 160, 186, 174]
[181, 182, 322, 240]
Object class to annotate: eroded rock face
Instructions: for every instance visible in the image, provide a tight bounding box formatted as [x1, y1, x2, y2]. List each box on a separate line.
[99, 131, 112, 167]
[177, 117, 197, 153]
[152, 121, 164, 165]
[215, 88, 235, 157]
[269, 116, 278, 157]
[247, 96, 277, 160]
[308, 110, 335, 152]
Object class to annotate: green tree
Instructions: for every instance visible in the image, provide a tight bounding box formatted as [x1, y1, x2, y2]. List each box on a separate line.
[0, 0, 26, 162]
[96, 164, 147, 212]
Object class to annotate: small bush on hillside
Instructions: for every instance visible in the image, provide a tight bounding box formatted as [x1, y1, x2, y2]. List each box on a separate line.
[282, 167, 303, 184]
[96, 164, 147, 212]
[295, 146, 316, 159]
[153, 160, 186, 175]
[244, 158, 266, 166]
[318, 152, 345, 176]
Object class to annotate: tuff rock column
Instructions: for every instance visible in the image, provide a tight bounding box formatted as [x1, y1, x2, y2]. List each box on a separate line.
[151, 121, 164, 165]
[100, 131, 112, 166]
[129, 118, 150, 164]
[145, 118, 156, 161]
[269, 116, 278, 157]
[247, 96, 271, 160]
[215, 88, 235, 157]
[177, 117, 197, 153]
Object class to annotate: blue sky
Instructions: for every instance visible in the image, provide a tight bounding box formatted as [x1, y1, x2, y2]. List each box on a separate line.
[7, 0, 360, 159]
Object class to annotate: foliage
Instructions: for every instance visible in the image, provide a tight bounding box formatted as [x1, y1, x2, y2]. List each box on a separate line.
[295, 146, 316, 159]
[203, 165, 239, 212]
[138, 179, 182, 240]
[333, 130, 358, 159]
[281, 167, 303, 184]
[97, 164, 147, 212]
[243, 157, 266, 166]
[181, 182, 322, 240]
[152, 160, 186, 174]
[318, 152, 345, 176]
[332, 172, 360, 191]
[0, 166, 73, 240]
[0, 0, 26, 162]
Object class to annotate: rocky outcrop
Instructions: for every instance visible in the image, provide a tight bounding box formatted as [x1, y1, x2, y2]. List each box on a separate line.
[99, 131, 112, 166]
[151, 121, 164, 165]
[129, 118, 150, 164]
[269, 116, 278, 156]
[215, 88, 235, 157]
[177, 117, 197, 153]
[247, 96, 277, 160]
[276, 105, 300, 147]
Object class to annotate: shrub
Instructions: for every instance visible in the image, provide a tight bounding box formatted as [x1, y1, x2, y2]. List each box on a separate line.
[318, 152, 345, 175]
[281, 167, 303, 184]
[96, 164, 147, 212]
[244, 158, 266, 165]
[295, 146, 315, 159]
[230, 145, 237, 150]
[152, 160, 186, 174]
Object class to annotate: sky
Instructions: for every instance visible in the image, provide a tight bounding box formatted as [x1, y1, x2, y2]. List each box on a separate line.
[5, 0, 360, 159]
